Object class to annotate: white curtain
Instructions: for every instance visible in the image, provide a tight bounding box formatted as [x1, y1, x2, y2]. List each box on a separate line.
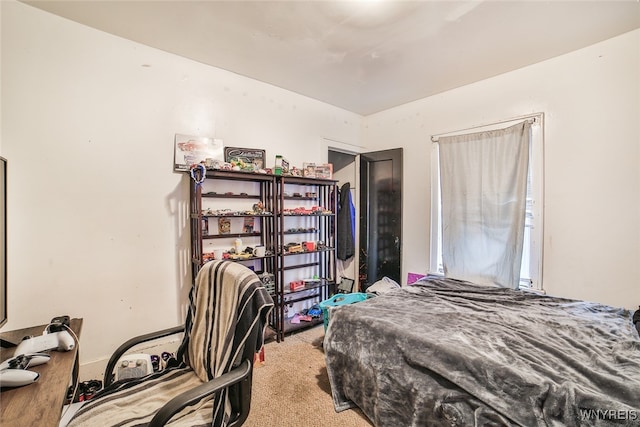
[438, 121, 531, 289]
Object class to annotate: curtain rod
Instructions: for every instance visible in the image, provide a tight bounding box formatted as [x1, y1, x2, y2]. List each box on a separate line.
[431, 112, 543, 142]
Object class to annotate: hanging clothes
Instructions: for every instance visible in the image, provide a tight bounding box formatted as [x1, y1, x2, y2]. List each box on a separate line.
[337, 182, 355, 260]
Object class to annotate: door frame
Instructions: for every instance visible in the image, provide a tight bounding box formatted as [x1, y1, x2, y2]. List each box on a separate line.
[326, 142, 361, 291]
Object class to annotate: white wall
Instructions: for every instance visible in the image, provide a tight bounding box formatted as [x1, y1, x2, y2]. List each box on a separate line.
[364, 29, 640, 310]
[1, 2, 361, 368]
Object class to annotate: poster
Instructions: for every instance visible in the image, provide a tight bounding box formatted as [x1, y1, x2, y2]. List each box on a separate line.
[224, 147, 266, 170]
[174, 134, 223, 171]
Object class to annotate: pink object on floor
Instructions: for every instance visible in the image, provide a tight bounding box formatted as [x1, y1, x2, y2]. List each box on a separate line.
[407, 273, 426, 285]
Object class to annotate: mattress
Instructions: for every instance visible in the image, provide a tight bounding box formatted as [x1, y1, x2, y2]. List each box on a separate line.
[324, 277, 640, 426]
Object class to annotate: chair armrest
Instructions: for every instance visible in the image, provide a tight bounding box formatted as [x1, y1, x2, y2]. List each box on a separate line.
[104, 325, 184, 387]
[149, 358, 253, 427]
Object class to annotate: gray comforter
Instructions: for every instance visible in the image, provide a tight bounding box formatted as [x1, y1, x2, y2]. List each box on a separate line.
[324, 277, 640, 426]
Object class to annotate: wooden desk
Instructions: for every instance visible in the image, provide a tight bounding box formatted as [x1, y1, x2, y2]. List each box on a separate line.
[0, 318, 83, 427]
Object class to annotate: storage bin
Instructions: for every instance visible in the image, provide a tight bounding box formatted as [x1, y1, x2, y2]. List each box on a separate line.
[319, 292, 375, 331]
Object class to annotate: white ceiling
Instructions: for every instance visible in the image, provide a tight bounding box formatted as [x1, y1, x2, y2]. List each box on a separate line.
[23, 1, 640, 115]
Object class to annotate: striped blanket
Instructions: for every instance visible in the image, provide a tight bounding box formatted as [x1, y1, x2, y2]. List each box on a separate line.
[68, 261, 274, 427]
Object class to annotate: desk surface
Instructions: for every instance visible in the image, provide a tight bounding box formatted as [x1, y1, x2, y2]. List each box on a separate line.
[0, 318, 83, 427]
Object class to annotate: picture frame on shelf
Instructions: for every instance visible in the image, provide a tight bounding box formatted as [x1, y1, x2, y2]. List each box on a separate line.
[174, 134, 224, 172]
[303, 163, 316, 178]
[224, 147, 266, 170]
[243, 217, 255, 233]
[218, 217, 231, 235]
[315, 163, 333, 179]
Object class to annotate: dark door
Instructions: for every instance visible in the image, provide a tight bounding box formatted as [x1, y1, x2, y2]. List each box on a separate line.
[359, 148, 403, 289]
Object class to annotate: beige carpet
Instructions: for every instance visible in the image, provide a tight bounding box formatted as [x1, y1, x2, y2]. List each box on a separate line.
[244, 325, 373, 427]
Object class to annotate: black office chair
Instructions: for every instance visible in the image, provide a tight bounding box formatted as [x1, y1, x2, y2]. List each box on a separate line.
[67, 261, 274, 427]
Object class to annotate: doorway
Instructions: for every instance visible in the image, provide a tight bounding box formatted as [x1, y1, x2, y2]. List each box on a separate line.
[328, 150, 358, 291]
[359, 148, 403, 289]
[328, 147, 403, 291]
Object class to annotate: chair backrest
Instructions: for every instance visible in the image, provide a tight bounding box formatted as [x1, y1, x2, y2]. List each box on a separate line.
[177, 260, 274, 425]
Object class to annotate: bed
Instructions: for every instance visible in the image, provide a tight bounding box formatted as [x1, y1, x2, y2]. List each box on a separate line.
[323, 276, 640, 427]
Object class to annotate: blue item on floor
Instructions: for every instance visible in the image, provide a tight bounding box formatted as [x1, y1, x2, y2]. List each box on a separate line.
[319, 292, 375, 332]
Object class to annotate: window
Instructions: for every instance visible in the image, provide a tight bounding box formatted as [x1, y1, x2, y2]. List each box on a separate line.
[430, 115, 544, 290]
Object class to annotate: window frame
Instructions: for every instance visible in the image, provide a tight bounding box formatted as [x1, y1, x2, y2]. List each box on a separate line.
[429, 114, 544, 290]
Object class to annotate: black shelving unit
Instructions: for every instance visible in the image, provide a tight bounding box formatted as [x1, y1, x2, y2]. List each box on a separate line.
[275, 176, 337, 341]
[189, 169, 278, 332]
[188, 170, 337, 342]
